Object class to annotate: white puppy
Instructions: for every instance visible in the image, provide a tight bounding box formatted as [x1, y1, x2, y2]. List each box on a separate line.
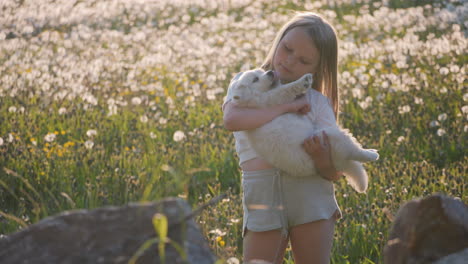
[230, 69, 379, 193]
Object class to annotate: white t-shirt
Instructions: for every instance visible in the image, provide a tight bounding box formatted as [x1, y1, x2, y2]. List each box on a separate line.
[222, 72, 337, 165]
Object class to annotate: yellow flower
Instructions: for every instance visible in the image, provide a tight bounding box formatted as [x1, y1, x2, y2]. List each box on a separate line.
[219, 240, 225, 247]
[64, 141, 75, 148]
[54, 131, 59, 135]
[216, 236, 222, 242]
[61, 130, 66, 135]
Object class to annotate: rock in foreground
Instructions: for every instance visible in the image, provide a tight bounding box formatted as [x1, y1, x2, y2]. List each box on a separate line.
[0, 198, 216, 264]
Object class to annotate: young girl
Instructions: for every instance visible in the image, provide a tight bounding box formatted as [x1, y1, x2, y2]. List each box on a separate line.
[223, 12, 342, 264]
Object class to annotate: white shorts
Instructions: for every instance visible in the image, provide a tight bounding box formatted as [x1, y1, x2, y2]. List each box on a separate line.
[242, 168, 341, 237]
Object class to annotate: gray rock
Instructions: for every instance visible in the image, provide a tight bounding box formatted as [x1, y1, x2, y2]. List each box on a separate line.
[0, 198, 216, 264]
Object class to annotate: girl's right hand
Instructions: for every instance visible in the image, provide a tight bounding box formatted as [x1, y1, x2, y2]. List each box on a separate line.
[284, 95, 310, 115]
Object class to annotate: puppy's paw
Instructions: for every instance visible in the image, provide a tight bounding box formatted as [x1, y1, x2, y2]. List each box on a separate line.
[303, 73, 313, 88]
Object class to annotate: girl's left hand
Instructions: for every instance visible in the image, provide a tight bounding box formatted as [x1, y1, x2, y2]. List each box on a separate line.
[303, 131, 342, 181]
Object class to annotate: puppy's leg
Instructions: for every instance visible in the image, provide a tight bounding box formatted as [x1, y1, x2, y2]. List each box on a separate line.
[261, 73, 312, 105]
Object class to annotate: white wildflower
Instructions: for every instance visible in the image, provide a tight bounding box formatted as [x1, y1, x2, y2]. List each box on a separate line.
[131, 97, 142, 105]
[86, 129, 98, 137]
[398, 105, 411, 114]
[397, 136, 405, 144]
[463, 93, 468, 102]
[173, 130, 186, 142]
[8, 106, 17, 113]
[439, 67, 449, 75]
[44, 133, 56, 143]
[226, 257, 240, 264]
[437, 128, 446, 137]
[150, 132, 157, 139]
[58, 107, 67, 115]
[0, 137, 3, 146]
[438, 113, 447, 121]
[140, 115, 148, 123]
[430, 120, 440, 127]
[450, 65, 460, 73]
[108, 105, 118, 116]
[414, 97, 423, 104]
[84, 140, 94, 149]
[159, 117, 167, 124]
[208, 228, 226, 236]
[461, 105, 468, 114]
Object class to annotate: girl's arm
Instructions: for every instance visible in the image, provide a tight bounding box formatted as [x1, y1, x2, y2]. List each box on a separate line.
[303, 131, 342, 181]
[223, 96, 310, 131]
[302, 92, 342, 181]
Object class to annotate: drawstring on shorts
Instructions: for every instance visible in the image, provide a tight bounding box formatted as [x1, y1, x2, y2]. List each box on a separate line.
[272, 169, 288, 263]
[272, 169, 289, 238]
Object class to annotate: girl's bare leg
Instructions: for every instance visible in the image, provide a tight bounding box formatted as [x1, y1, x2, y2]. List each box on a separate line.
[243, 229, 289, 264]
[289, 217, 336, 264]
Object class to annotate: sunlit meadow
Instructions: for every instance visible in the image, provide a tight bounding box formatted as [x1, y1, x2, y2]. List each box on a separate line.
[0, 0, 466, 263]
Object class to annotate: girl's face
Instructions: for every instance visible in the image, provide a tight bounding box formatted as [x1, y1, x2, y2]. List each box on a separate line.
[273, 27, 320, 83]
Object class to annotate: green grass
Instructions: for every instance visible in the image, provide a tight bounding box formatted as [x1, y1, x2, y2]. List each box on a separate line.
[0, 0, 466, 263]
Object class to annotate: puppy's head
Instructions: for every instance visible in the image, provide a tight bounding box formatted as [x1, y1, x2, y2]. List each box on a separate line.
[231, 69, 278, 103]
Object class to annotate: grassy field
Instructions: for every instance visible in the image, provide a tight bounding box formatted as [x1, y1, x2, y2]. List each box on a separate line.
[0, 0, 466, 263]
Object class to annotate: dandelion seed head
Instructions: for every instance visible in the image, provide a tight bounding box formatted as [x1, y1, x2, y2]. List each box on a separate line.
[209, 229, 226, 236]
[159, 117, 167, 124]
[131, 97, 142, 105]
[226, 257, 240, 264]
[58, 107, 67, 115]
[86, 129, 98, 137]
[430, 120, 440, 127]
[8, 106, 17, 113]
[140, 115, 148, 123]
[450, 65, 460, 73]
[437, 128, 446, 136]
[461, 105, 468, 115]
[438, 113, 448, 121]
[439, 67, 449, 75]
[44, 133, 56, 142]
[398, 105, 411, 114]
[173, 130, 185, 142]
[84, 140, 94, 149]
[397, 136, 405, 144]
[414, 97, 423, 104]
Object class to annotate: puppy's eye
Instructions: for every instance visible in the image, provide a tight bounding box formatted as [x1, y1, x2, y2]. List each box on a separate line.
[252, 77, 259, 83]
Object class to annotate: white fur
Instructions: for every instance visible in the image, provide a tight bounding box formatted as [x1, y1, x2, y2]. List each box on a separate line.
[231, 69, 379, 193]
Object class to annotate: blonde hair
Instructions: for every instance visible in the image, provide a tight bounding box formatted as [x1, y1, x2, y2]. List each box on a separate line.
[261, 12, 339, 119]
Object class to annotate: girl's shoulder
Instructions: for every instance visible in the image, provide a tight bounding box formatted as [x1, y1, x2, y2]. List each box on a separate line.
[307, 88, 331, 105]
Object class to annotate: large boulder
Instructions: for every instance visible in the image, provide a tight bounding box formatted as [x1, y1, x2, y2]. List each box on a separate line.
[0, 198, 216, 264]
[384, 193, 468, 264]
